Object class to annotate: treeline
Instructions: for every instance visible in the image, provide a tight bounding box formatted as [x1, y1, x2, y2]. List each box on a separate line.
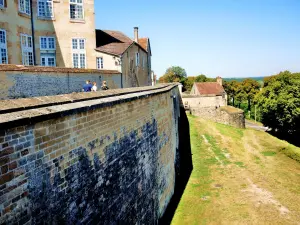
[159, 66, 300, 138]
[256, 71, 300, 136]
[158, 66, 216, 92]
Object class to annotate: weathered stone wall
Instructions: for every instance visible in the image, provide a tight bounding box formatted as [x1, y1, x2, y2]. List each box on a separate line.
[190, 106, 245, 129]
[182, 95, 227, 108]
[122, 44, 150, 88]
[0, 84, 188, 224]
[0, 66, 121, 99]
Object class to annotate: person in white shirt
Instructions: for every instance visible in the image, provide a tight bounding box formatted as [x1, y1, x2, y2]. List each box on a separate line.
[91, 82, 98, 92]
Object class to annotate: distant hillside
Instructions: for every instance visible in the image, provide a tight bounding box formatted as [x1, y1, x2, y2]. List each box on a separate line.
[224, 77, 265, 86]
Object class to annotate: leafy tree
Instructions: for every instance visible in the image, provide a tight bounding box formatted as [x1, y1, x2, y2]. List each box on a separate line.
[235, 83, 247, 108]
[158, 66, 187, 83]
[255, 71, 300, 135]
[183, 76, 196, 92]
[241, 79, 261, 111]
[223, 80, 239, 106]
[195, 74, 208, 82]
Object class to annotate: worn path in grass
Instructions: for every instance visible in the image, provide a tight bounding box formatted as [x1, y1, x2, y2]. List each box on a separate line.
[172, 115, 300, 225]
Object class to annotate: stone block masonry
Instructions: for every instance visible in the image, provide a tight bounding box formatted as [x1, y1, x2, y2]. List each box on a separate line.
[0, 65, 122, 100]
[190, 106, 245, 129]
[0, 84, 189, 224]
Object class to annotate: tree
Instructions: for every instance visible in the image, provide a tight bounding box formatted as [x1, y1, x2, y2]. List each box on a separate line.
[183, 76, 196, 92]
[195, 74, 208, 82]
[158, 66, 187, 83]
[235, 83, 246, 108]
[223, 80, 239, 106]
[241, 79, 261, 111]
[255, 71, 300, 135]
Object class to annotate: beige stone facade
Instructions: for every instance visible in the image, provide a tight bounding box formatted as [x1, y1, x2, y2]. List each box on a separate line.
[95, 28, 152, 87]
[121, 43, 150, 88]
[0, 0, 96, 68]
[182, 95, 227, 109]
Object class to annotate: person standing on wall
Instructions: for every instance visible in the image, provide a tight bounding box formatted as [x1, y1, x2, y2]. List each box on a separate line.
[82, 80, 93, 92]
[91, 82, 98, 92]
[101, 81, 109, 90]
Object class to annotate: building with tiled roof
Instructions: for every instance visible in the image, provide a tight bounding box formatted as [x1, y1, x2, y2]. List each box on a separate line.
[95, 27, 152, 88]
[183, 77, 227, 109]
[191, 77, 226, 96]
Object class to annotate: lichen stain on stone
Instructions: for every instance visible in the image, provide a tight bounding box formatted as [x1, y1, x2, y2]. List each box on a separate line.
[26, 118, 166, 224]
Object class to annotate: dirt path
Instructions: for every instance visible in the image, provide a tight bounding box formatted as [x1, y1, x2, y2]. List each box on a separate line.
[171, 116, 300, 225]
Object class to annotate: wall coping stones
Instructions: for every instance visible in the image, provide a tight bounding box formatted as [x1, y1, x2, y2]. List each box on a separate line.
[0, 83, 180, 128]
[182, 94, 222, 98]
[0, 64, 120, 74]
[220, 106, 244, 114]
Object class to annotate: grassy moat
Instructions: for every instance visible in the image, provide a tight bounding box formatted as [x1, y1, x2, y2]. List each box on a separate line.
[172, 115, 300, 224]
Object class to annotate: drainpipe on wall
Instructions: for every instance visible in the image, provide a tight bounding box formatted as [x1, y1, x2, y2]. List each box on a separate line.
[30, 0, 36, 65]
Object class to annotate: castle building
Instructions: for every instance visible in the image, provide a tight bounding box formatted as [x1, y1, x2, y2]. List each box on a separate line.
[184, 76, 228, 109]
[0, 0, 152, 86]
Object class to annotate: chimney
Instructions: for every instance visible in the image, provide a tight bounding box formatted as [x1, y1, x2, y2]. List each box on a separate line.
[216, 76, 223, 86]
[134, 27, 139, 42]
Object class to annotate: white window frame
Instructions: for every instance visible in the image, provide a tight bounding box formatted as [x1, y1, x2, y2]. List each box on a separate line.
[41, 53, 56, 67]
[40, 36, 56, 50]
[96, 57, 103, 69]
[136, 52, 139, 67]
[69, 0, 84, 20]
[72, 38, 86, 68]
[38, 0, 54, 18]
[0, 29, 8, 64]
[20, 34, 34, 66]
[19, 0, 31, 15]
[0, 0, 4, 8]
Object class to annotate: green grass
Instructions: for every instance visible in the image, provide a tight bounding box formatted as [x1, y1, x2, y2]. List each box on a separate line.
[279, 146, 300, 163]
[204, 134, 231, 165]
[172, 114, 300, 225]
[234, 161, 245, 168]
[261, 151, 277, 156]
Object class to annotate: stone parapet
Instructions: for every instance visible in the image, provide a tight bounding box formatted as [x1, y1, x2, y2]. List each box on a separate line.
[0, 83, 190, 224]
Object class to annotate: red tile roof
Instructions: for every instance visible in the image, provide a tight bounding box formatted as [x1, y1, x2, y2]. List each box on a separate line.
[96, 30, 134, 56]
[95, 30, 149, 56]
[138, 38, 148, 52]
[102, 30, 133, 43]
[194, 82, 225, 95]
[96, 42, 132, 56]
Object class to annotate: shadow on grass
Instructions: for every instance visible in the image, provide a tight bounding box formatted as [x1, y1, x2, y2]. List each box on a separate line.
[159, 107, 193, 225]
[267, 130, 300, 148]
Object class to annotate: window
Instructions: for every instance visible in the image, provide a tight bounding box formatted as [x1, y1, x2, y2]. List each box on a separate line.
[19, 0, 31, 15]
[136, 52, 139, 66]
[142, 56, 146, 69]
[0, 0, 4, 8]
[0, 30, 8, 64]
[21, 34, 34, 65]
[38, 0, 53, 18]
[40, 37, 55, 50]
[70, 0, 84, 20]
[96, 57, 103, 69]
[41, 53, 56, 67]
[72, 38, 86, 68]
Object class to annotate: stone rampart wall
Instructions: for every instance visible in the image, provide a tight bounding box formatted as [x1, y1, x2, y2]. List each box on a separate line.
[0, 84, 191, 224]
[0, 66, 122, 100]
[190, 106, 245, 129]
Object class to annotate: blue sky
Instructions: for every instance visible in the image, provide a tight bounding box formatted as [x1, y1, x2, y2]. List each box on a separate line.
[94, 0, 300, 78]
